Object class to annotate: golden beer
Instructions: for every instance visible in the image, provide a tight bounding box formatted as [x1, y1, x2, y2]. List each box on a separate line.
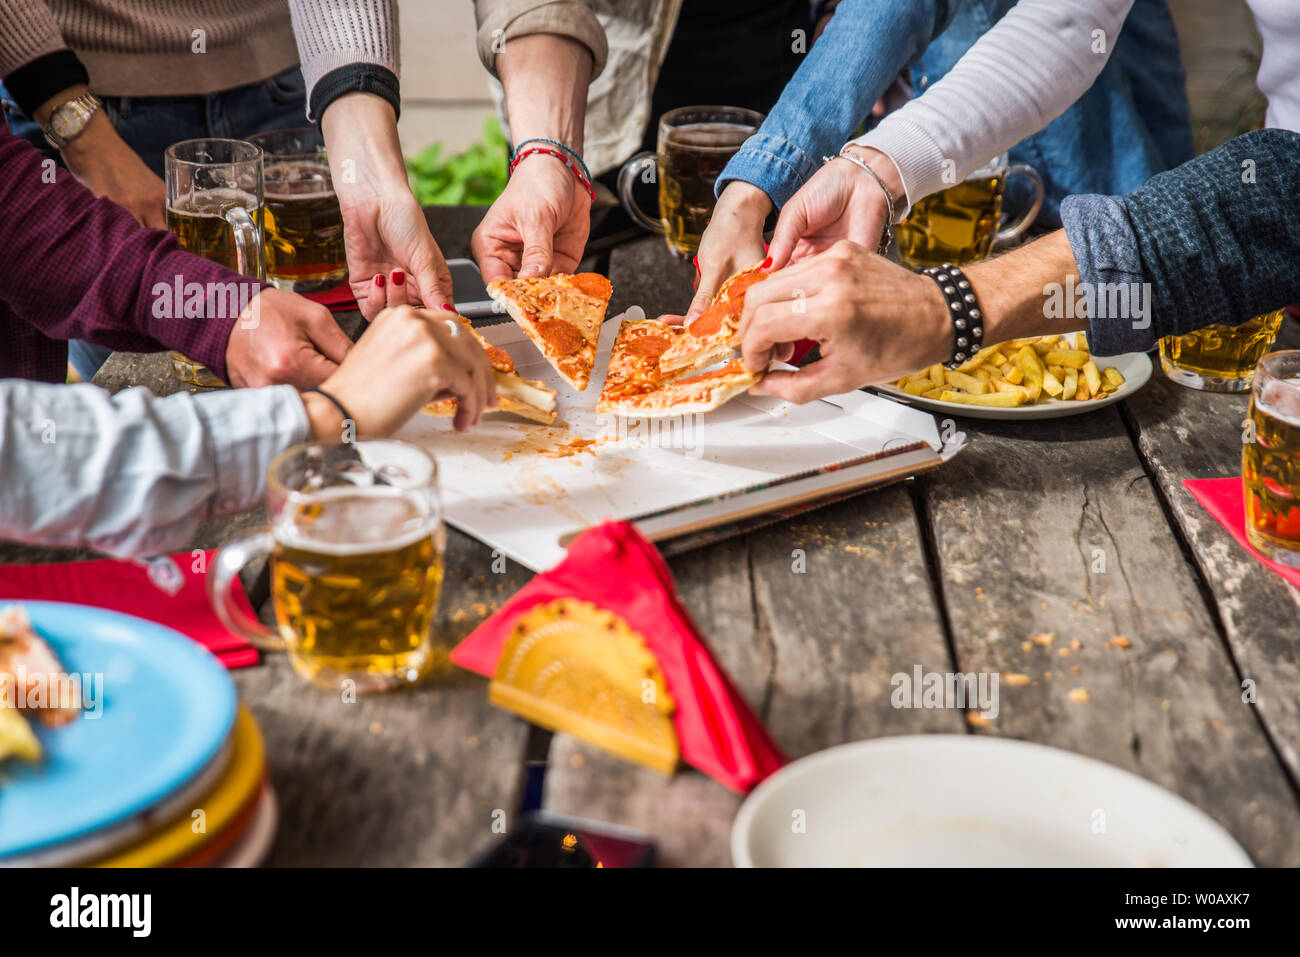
[263, 162, 346, 291]
[167, 188, 262, 271]
[897, 155, 1043, 268]
[1243, 350, 1300, 567]
[618, 106, 763, 258]
[1159, 311, 1285, 393]
[165, 138, 264, 387]
[658, 123, 755, 256]
[271, 486, 445, 690]
[209, 440, 446, 692]
[897, 174, 1004, 267]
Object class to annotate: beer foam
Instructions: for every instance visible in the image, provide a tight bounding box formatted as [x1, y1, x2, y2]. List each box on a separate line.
[1257, 376, 1300, 428]
[169, 187, 259, 218]
[274, 485, 437, 554]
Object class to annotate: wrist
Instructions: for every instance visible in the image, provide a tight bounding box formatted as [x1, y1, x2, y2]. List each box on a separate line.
[32, 83, 89, 126]
[499, 35, 590, 154]
[302, 389, 346, 441]
[719, 180, 773, 220]
[321, 93, 408, 188]
[843, 144, 904, 211]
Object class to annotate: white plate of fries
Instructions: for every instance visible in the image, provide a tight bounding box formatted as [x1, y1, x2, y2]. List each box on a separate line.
[876, 334, 1153, 420]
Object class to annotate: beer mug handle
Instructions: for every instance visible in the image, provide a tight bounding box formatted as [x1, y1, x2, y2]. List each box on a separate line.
[993, 163, 1045, 249]
[617, 152, 667, 234]
[209, 529, 284, 651]
[224, 205, 265, 280]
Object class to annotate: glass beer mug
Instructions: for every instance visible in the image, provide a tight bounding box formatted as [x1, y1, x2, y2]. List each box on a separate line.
[165, 138, 265, 387]
[209, 440, 447, 692]
[618, 105, 764, 257]
[896, 154, 1045, 268]
[246, 127, 346, 293]
[1243, 349, 1300, 567]
[1159, 310, 1285, 393]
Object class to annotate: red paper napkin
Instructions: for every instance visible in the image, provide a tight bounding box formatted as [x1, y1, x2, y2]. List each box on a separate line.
[1184, 477, 1300, 587]
[0, 551, 259, 668]
[302, 283, 357, 312]
[451, 522, 787, 793]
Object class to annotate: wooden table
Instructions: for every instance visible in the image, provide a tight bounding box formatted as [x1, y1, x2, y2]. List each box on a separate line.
[9, 206, 1299, 866]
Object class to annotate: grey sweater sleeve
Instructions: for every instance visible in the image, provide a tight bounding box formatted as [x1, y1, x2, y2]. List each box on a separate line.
[1061, 128, 1300, 356]
[288, 0, 399, 121]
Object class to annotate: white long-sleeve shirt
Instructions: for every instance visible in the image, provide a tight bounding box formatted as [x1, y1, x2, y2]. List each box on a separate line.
[0, 381, 308, 559]
[1246, 0, 1300, 133]
[853, 0, 1135, 219]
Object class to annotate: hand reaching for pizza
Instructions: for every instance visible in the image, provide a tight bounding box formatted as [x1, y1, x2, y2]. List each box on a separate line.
[473, 153, 592, 283]
[309, 304, 498, 437]
[739, 241, 950, 403]
[687, 181, 771, 321]
[766, 145, 901, 271]
[321, 93, 456, 321]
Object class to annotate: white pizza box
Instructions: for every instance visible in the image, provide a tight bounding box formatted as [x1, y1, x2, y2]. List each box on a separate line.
[397, 316, 959, 572]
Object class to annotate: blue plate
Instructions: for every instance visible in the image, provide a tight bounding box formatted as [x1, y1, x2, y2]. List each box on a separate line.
[0, 601, 236, 857]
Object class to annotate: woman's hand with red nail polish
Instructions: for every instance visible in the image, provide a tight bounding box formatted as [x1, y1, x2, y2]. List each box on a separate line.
[688, 181, 770, 321]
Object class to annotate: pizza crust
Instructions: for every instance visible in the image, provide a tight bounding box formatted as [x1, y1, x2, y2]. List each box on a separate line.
[421, 315, 558, 424]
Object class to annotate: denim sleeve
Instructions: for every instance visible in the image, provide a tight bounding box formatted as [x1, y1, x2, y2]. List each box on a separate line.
[0, 382, 309, 559]
[1062, 128, 1300, 355]
[715, 0, 958, 209]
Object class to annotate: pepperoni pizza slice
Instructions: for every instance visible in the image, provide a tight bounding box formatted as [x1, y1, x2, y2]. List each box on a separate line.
[597, 317, 765, 418]
[656, 262, 769, 376]
[423, 316, 557, 424]
[486, 272, 612, 391]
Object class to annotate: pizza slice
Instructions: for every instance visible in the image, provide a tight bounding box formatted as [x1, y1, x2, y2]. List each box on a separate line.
[656, 261, 769, 376]
[486, 272, 612, 391]
[597, 317, 766, 418]
[423, 316, 557, 425]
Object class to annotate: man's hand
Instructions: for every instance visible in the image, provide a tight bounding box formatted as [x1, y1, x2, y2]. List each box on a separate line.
[473, 33, 593, 282]
[767, 145, 903, 271]
[473, 153, 591, 281]
[35, 87, 166, 228]
[305, 305, 497, 437]
[739, 241, 950, 403]
[321, 93, 455, 319]
[686, 181, 771, 320]
[225, 288, 355, 389]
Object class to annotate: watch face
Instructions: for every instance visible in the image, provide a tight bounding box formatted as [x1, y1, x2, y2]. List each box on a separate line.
[52, 112, 78, 137]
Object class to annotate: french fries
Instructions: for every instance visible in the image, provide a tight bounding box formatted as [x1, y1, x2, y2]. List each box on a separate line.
[894, 335, 1126, 408]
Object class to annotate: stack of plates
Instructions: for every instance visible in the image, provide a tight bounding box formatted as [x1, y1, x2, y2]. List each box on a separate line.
[0, 602, 276, 868]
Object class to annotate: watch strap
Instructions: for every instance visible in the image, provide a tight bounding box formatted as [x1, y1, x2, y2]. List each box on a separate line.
[43, 92, 103, 149]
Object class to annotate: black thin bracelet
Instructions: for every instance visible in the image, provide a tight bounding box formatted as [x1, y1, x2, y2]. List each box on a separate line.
[920, 263, 985, 369]
[303, 387, 356, 438]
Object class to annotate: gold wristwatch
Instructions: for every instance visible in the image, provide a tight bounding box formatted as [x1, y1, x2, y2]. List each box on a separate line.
[43, 92, 103, 149]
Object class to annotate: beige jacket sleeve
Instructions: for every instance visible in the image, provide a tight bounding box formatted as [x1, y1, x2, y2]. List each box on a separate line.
[0, 0, 66, 78]
[474, 0, 609, 80]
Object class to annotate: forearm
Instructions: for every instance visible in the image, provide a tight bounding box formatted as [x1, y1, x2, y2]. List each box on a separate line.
[1062, 128, 1300, 354]
[497, 33, 591, 152]
[855, 0, 1133, 217]
[474, 0, 607, 82]
[965, 230, 1087, 343]
[716, 0, 959, 209]
[0, 383, 309, 559]
[320, 92, 407, 193]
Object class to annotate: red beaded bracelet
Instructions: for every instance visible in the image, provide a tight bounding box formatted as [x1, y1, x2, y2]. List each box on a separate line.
[508, 146, 597, 201]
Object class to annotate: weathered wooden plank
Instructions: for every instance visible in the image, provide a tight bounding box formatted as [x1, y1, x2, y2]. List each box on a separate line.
[918, 403, 1300, 865]
[543, 485, 956, 866]
[1124, 319, 1300, 790]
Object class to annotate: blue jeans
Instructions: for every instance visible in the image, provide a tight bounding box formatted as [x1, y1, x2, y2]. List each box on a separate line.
[0, 67, 308, 380]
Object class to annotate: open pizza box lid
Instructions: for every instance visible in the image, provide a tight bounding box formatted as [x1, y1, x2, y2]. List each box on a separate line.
[397, 314, 963, 571]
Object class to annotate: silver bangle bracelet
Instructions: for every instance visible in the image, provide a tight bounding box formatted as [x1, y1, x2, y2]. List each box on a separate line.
[824, 147, 897, 256]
